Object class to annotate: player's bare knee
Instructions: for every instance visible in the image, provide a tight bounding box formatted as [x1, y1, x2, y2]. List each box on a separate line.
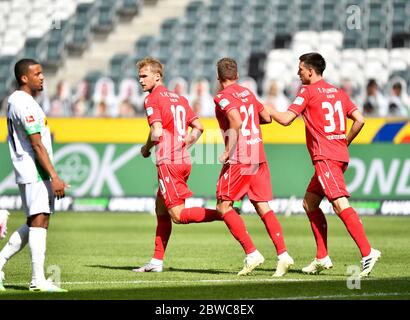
[332, 197, 349, 215]
[302, 198, 310, 212]
[216, 202, 230, 215]
[171, 215, 182, 224]
[167, 208, 181, 224]
[29, 213, 49, 229]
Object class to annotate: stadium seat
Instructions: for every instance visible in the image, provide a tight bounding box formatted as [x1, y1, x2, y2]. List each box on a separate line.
[94, 0, 120, 33]
[389, 59, 408, 73]
[207, 2, 224, 20]
[226, 21, 247, 42]
[364, 60, 389, 85]
[291, 42, 315, 58]
[343, 29, 364, 49]
[320, 0, 342, 30]
[366, 48, 389, 67]
[341, 48, 366, 67]
[390, 48, 410, 66]
[45, 39, 66, 70]
[179, 20, 199, 42]
[177, 38, 197, 60]
[297, 13, 317, 31]
[323, 61, 340, 85]
[293, 31, 319, 49]
[366, 21, 389, 48]
[267, 49, 294, 66]
[319, 31, 344, 49]
[24, 37, 48, 63]
[117, 0, 142, 19]
[109, 53, 131, 90]
[160, 18, 180, 39]
[67, 2, 99, 53]
[318, 44, 341, 65]
[184, 0, 205, 23]
[134, 35, 156, 58]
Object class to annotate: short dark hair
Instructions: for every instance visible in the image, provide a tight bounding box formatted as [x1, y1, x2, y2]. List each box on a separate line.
[392, 82, 402, 90]
[14, 58, 39, 85]
[299, 52, 326, 75]
[217, 57, 238, 82]
[367, 79, 378, 88]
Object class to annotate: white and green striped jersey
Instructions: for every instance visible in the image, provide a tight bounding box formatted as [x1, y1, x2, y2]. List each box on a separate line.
[7, 90, 53, 184]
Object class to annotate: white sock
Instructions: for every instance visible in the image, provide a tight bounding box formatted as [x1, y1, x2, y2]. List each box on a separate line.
[150, 258, 163, 265]
[0, 224, 29, 271]
[247, 250, 261, 259]
[29, 227, 47, 285]
[278, 251, 291, 261]
[317, 255, 330, 262]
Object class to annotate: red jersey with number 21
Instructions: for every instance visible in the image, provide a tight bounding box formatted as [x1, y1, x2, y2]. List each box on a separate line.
[144, 85, 198, 164]
[214, 83, 266, 164]
[288, 79, 357, 163]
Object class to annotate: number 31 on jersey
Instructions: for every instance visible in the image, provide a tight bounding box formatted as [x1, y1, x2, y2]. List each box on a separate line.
[322, 100, 345, 133]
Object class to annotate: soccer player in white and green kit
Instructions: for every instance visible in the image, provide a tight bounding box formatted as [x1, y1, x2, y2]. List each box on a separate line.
[0, 59, 68, 292]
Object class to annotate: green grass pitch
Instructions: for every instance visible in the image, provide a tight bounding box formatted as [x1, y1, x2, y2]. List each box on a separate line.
[0, 212, 409, 300]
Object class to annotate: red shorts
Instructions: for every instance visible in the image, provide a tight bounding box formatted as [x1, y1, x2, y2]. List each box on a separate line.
[157, 163, 193, 209]
[216, 162, 273, 202]
[307, 159, 350, 201]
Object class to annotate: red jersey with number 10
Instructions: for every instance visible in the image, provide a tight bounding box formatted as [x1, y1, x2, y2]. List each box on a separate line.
[144, 85, 198, 164]
[288, 79, 357, 163]
[214, 83, 266, 164]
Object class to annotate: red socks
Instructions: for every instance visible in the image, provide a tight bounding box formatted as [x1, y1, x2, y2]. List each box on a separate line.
[261, 210, 287, 255]
[153, 214, 172, 260]
[179, 207, 223, 224]
[306, 208, 328, 259]
[222, 209, 256, 254]
[338, 207, 371, 257]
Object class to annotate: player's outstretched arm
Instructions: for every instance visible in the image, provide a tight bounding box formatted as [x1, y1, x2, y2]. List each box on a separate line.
[186, 119, 204, 149]
[266, 105, 297, 126]
[346, 109, 365, 146]
[28, 133, 67, 199]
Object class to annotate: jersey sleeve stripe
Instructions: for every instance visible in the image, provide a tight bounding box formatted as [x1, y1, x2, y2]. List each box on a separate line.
[187, 115, 198, 124]
[347, 107, 358, 116]
[148, 118, 162, 125]
[25, 124, 41, 135]
[288, 107, 300, 116]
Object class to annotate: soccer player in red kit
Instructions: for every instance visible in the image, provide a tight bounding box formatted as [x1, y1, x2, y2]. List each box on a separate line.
[269, 52, 381, 277]
[214, 58, 294, 277]
[134, 57, 222, 273]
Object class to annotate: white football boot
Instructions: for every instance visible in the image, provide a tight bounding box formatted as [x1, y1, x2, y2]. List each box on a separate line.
[302, 256, 333, 274]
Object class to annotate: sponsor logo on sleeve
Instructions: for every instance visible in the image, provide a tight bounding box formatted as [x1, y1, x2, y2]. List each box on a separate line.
[146, 107, 154, 116]
[293, 96, 304, 106]
[219, 98, 230, 109]
[25, 115, 36, 124]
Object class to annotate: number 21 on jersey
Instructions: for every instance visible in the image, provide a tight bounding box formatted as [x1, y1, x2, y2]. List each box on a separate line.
[322, 100, 345, 133]
[240, 104, 259, 136]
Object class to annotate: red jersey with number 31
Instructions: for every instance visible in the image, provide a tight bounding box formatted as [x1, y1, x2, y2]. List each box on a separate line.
[144, 85, 198, 164]
[214, 83, 266, 164]
[288, 79, 357, 163]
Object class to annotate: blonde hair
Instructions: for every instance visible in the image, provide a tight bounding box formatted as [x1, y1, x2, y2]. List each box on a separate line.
[136, 57, 164, 78]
